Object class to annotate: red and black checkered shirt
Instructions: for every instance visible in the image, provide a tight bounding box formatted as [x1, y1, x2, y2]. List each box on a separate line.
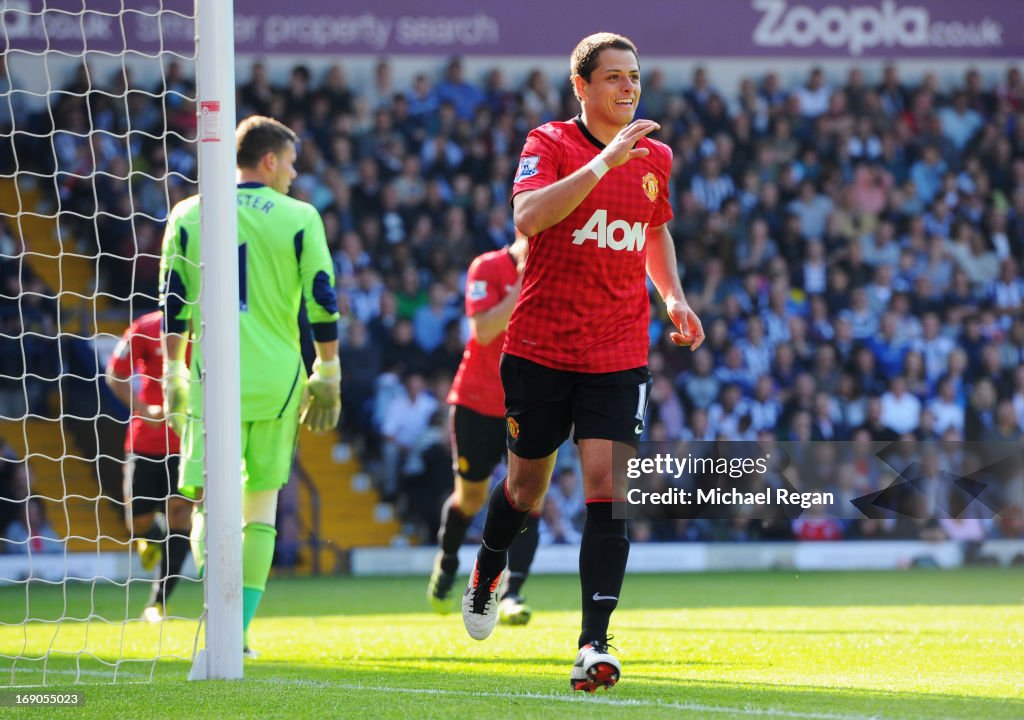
[448, 248, 518, 418]
[106, 311, 189, 456]
[504, 117, 673, 373]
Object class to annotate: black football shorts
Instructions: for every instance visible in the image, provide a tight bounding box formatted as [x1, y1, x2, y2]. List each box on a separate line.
[500, 353, 652, 459]
[450, 404, 507, 482]
[123, 453, 184, 516]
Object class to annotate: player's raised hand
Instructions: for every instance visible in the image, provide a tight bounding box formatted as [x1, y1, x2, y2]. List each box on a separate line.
[163, 359, 189, 436]
[667, 299, 705, 351]
[600, 119, 660, 169]
[300, 356, 342, 433]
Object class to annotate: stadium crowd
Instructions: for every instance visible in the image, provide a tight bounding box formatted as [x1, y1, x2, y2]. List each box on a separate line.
[2, 55, 1024, 549]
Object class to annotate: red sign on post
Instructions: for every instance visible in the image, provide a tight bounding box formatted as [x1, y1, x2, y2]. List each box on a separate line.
[200, 101, 221, 143]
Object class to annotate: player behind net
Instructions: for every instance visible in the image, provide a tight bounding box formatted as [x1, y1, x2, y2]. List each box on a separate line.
[105, 311, 192, 623]
[460, 32, 705, 692]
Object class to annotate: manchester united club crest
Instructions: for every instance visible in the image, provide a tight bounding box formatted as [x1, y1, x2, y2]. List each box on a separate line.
[507, 416, 520, 439]
[641, 172, 659, 202]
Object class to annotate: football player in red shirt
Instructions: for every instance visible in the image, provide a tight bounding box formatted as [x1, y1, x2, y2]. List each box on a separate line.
[428, 235, 539, 625]
[461, 33, 705, 692]
[106, 311, 192, 622]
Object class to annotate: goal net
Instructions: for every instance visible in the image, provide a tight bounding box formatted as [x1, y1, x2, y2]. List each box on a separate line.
[0, 0, 208, 686]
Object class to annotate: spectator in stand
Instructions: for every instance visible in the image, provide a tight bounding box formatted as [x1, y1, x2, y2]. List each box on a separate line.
[436, 58, 484, 121]
[520, 69, 561, 120]
[412, 282, 460, 353]
[690, 155, 734, 212]
[788, 180, 833, 239]
[406, 73, 440, 123]
[715, 343, 754, 394]
[681, 407, 714, 442]
[880, 376, 922, 435]
[398, 410, 453, 540]
[747, 375, 781, 433]
[676, 349, 719, 411]
[379, 371, 438, 501]
[540, 468, 584, 546]
[685, 66, 719, 118]
[983, 399, 1021, 446]
[792, 67, 831, 119]
[799, 239, 828, 295]
[339, 321, 382, 446]
[0, 438, 27, 539]
[811, 391, 840, 441]
[866, 312, 909, 378]
[861, 218, 901, 268]
[736, 314, 773, 380]
[910, 145, 947, 203]
[4, 498, 63, 554]
[707, 384, 750, 440]
[646, 375, 685, 441]
[939, 91, 983, 152]
[912, 312, 955, 383]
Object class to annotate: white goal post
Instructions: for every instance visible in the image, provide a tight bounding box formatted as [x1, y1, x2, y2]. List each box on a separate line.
[190, 0, 242, 682]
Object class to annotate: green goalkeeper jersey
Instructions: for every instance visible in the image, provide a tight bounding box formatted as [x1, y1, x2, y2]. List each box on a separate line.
[159, 182, 340, 422]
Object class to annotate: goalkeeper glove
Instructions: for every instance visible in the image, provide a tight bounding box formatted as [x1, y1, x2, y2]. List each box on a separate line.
[164, 359, 190, 437]
[300, 357, 341, 433]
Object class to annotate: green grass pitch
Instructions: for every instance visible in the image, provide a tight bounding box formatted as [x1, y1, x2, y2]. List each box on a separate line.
[0, 568, 1022, 719]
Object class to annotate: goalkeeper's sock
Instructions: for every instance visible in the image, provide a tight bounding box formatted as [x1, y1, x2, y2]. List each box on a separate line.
[149, 529, 189, 607]
[505, 513, 540, 598]
[476, 479, 528, 581]
[578, 501, 629, 648]
[438, 494, 470, 576]
[242, 522, 277, 634]
[242, 587, 263, 641]
[189, 508, 205, 579]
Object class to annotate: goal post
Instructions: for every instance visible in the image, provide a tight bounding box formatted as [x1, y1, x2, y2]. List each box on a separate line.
[190, 0, 242, 682]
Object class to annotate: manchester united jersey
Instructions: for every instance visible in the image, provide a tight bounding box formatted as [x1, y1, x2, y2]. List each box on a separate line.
[505, 117, 673, 373]
[448, 248, 518, 417]
[106, 311, 188, 456]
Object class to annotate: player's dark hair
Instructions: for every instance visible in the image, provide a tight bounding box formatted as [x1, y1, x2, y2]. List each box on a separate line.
[570, 32, 639, 101]
[236, 116, 298, 169]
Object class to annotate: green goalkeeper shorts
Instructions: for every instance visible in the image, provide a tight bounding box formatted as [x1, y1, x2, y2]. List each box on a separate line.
[178, 412, 300, 499]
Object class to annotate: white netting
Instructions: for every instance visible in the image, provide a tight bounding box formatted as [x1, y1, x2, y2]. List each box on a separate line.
[0, 0, 201, 686]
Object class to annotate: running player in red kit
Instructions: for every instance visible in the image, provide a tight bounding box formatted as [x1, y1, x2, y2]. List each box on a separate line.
[461, 33, 704, 691]
[105, 310, 193, 622]
[427, 236, 536, 625]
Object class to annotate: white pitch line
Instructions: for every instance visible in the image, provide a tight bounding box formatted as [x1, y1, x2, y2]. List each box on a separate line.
[5, 670, 892, 720]
[257, 677, 891, 720]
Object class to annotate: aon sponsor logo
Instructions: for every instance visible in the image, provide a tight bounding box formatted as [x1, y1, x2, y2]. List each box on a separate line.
[571, 209, 648, 252]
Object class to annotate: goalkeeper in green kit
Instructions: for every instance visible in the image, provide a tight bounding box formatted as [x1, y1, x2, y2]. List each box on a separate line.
[159, 116, 340, 658]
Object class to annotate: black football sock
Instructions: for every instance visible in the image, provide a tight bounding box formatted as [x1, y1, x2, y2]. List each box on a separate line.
[437, 494, 470, 575]
[476, 479, 529, 581]
[149, 530, 190, 607]
[504, 513, 540, 598]
[579, 501, 629, 648]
